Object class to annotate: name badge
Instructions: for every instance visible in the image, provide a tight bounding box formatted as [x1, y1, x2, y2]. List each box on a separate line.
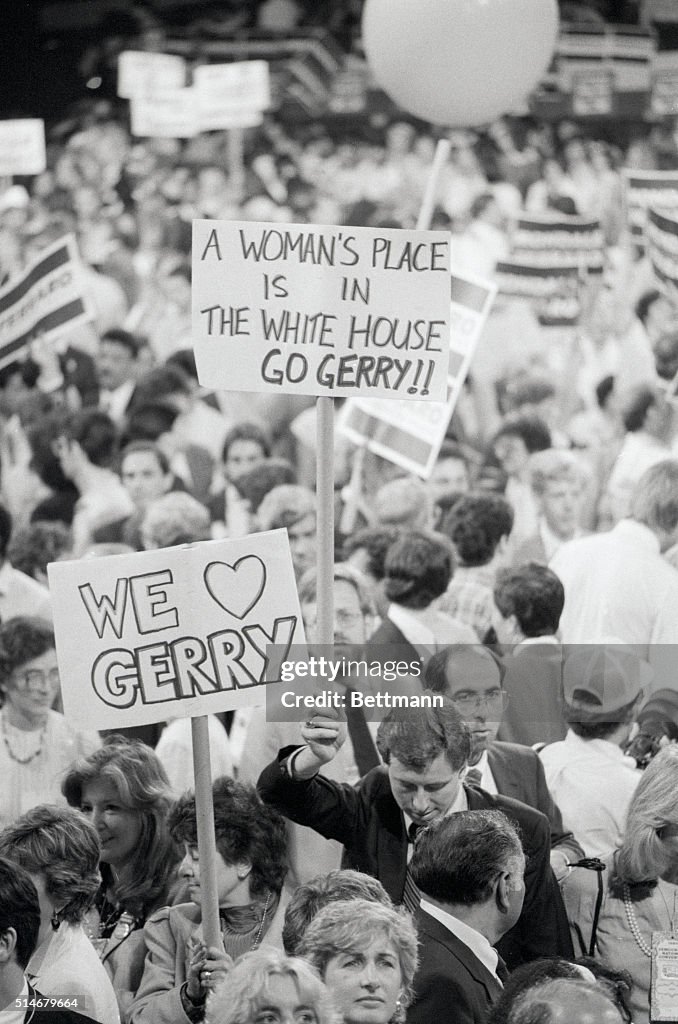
[651, 932, 678, 1021]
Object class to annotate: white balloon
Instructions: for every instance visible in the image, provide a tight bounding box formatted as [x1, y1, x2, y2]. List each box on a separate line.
[362, 0, 559, 127]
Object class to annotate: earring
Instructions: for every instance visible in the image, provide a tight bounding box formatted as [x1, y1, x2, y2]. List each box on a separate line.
[391, 998, 405, 1024]
[51, 911, 61, 931]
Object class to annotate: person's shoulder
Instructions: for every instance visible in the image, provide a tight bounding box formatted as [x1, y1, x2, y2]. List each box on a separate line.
[146, 902, 200, 930]
[489, 740, 539, 766]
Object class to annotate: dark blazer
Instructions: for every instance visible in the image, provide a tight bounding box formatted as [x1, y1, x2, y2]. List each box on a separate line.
[366, 617, 423, 672]
[23, 984, 98, 1024]
[487, 741, 583, 863]
[497, 644, 567, 747]
[258, 750, 573, 970]
[407, 907, 502, 1024]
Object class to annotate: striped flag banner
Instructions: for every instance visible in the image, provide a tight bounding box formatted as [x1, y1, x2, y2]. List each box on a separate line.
[511, 214, 605, 274]
[623, 169, 678, 248]
[0, 235, 92, 370]
[495, 260, 582, 328]
[337, 269, 495, 479]
[647, 206, 678, 290]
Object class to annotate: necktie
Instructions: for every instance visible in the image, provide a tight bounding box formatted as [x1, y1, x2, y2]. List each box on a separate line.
[345, 691, 380, 777]
[402, 823, 422, 913]
[496, 955, 509, 985]
[408, 822, 420, 844]
[466, 766, 483, 787]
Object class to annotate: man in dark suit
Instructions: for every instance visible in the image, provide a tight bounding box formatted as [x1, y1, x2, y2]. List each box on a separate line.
[426, 644, 582, 879]
[0, 858, 97, 1024]
[257, 695, 573, 969]
[408, 810, 526, 1024]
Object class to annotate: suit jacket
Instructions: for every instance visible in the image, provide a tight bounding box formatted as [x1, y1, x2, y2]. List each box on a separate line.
[497, 644, 567, 747]
[487, 741, 583, 863]
[366, 617, 423, 672]
[258, 752, 573, 969]
[407, 908, 502, 1024]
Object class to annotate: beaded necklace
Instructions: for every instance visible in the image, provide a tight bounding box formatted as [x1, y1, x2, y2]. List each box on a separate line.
[1, 710, 48, 765]
[623, 880, 678, 957]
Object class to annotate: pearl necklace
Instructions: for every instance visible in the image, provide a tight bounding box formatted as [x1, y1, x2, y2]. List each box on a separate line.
[1, 711, 48, 765]
[623, 881, 678, 958]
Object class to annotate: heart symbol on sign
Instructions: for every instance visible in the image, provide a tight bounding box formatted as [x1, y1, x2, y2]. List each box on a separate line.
[203, 556, 267, 620]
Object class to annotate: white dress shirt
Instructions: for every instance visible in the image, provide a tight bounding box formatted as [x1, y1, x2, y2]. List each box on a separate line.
[464, 750, 498, 795]
[1, 979, 28, 1023]
[419, 899, 501, 983]
[540, 729, 641, 858]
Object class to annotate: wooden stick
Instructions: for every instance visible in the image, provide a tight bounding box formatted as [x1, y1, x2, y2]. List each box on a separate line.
[190, 716, 222, 950]
[315, 397, 334, 646]
[416, 139, 451, 232]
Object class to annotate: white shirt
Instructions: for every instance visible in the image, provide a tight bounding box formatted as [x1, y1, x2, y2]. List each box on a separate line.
[99, 380, 135, 427]
[155, 715, 234, 798]
[419, 899, 501, 983]
[550, 520, 678, 660]
[0, 979, 28, 1023]
[605, 432, 670, 523]
[0, 562, 52, 623]
[26, 923, 120, 1024]
[464, 750, 498, 795]
[540, 729, 641, 858]
[387, 604, 477, 651]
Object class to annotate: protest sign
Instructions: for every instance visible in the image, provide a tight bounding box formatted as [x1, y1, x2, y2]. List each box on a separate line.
[48, 530, 305, 731]
[624, 170, 678, 246]
[118, 50, 187, 98]
[338, 270, 496, 477]
[647, 206, 678, 289]
[572, 68, 614, 115]
[512, 214, 605, 274]
[0, 235, 91, 370]
[495, 259, 581, 327]
[0, 120, 46, 177]
[191, 219, 452, 402]
[130, 87, 198, 138]
[195, 61, 270, 131]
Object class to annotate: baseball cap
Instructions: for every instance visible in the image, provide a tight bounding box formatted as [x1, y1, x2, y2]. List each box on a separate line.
[563, 646, 653, 713]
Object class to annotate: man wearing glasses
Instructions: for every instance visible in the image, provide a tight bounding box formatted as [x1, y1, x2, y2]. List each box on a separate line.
[425, 644, 583, 881]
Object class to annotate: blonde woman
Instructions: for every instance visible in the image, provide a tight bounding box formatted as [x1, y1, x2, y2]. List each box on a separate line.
[562, 744, 678, 1024]
[206, 950, 336, 1024]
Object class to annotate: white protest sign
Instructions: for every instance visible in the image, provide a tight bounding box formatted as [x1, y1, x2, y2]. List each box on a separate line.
[118, 50, 187, 98]
[130, 87, 198, 138]
[48, 530, 305, 731]
[195, 61, 270, 131]
[192, 220, 451, 402]
[0, 120, 46, 177]
[338, 269, 496, 477]
[0, 235, 91, 370]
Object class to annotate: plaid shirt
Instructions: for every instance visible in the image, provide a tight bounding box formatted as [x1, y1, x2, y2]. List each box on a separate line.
[437, 564, 496, 641]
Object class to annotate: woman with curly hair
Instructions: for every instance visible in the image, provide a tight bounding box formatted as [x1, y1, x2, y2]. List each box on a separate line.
[0, 616, 99, 827]
[298, 900, 418, 1024]
[62, 736, 183, 1016]
[206, 949, 335, 1024]
[129, 778, 288, 1024]
[562, 744, 678, 1024]
[0, 804, 119, 1024]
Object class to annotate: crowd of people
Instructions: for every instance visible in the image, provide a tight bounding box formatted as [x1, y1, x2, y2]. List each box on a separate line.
[4, 17, 678, 1022]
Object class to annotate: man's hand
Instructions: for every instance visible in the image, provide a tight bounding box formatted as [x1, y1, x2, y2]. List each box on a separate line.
[293, 710, 347, 778]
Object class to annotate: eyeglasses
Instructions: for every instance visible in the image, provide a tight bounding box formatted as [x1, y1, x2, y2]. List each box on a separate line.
[14, 667, 60, 691]
[451, 689, 508, 715]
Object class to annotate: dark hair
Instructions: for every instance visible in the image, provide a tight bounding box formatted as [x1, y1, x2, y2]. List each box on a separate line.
[0, 805, 100, 925]
[382, 530, 453, 609]
[487, 960, 591, 1024]
[235, 459, 297, 512]
[0, 857, 41, 969]
[425, 644, 506, 693]
[411, 810, 523, 905]
[505, 376, 556, 412]
[121, 439, 171, 475]
[493, 978, 624, 1024]
[282, 869, 391, 955]
[437, 440, 469, 465]
[27, 410, 72, 491]
[342, 526, 403, 581]
[124, 402, 179, 443]
[575, 958, 633, 1024]
[376, 695, 471, 772]
[621, 385, 657, 433]
[565, 694, 639, 741]
[62, 736, 178, 918]
[68, 409, 119, 469]
[494, 564, 564, 637]
[222, 422, 272, 463]
[7, 521, 71, 581]
[165, 349, 197, 381]
[0, 503, 12, 560]
[635, 288, 662, 327]
[0, 617, 55, 693]
[441, 493, 514, 567]
[595, 375, 615, 410]
[169, 778, 287, 898]
[101, 328, 140, 358]
[131, 365, 192, 411]
[492, 415, 552, 455]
